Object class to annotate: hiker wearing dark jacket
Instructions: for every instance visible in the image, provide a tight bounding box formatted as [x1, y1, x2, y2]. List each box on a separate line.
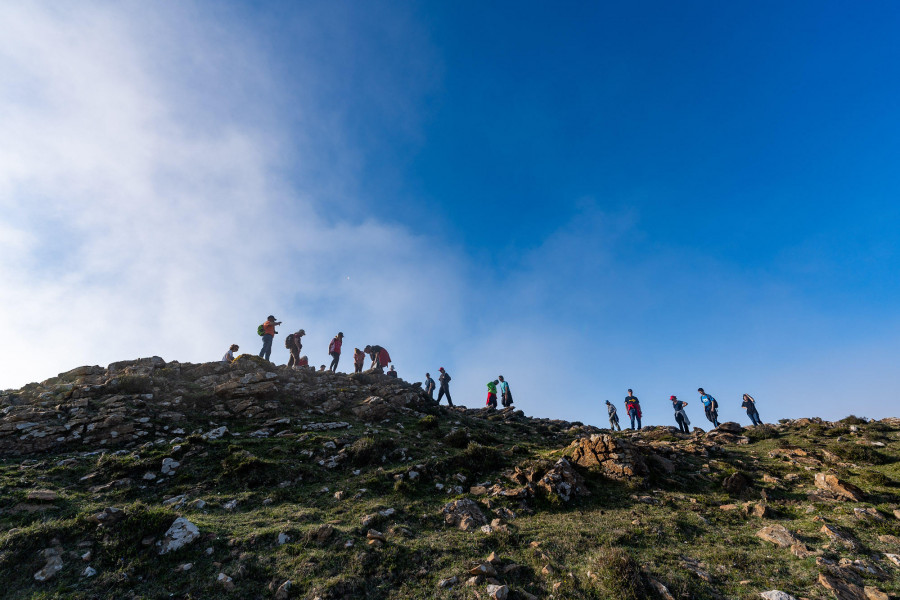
[671, 395, 690, 433]
[328, 332, 343, 373]
[498, 375, 513, 407]
[286, 328, 305, 368]
[387, 365, 398, 378]
[424, 373, 436, 399]
[742, 393, 762, 425]
[437, 367, 453, 406]
[625, 389, 642, 430]
[698, 388, 720, 427]
[258, 315, 281, 362]
[606, 400, 621, 431]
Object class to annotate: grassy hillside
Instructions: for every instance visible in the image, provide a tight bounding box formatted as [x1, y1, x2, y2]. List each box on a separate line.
[1, 358, 898, 599]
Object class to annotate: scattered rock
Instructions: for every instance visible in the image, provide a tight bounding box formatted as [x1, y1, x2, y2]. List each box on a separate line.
[33, 547, 64, 582]
[486, 584, 509, 600]
[722, 472, 752, 495]
[274, 580, 292, 600]
[437, 575, 458, 588]
[814, 472, 865, 502]
[82, 565, 97, 578]
[756, 525, 802, 548]
[158, 517, 200, 554]
[760, 592, 797, 600]
[26, 490, 58, 502]
[217, 572, 235, 591]
[442, 498, 488, 531]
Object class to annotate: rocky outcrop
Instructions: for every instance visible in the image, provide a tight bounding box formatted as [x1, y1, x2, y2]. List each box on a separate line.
[567, 433, 648, 480]
[0, 356, 433, 457]
[535, 458, 589, 502]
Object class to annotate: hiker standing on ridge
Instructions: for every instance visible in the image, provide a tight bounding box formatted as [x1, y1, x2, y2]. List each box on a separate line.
[353, 348, 365, 373]
[605, 400, 621, 431]
[625, 389, 642, 430]
[286, 328, 305, 368]
[698, 388, 720, 427]
[424, 373, 436, 399]
[671, 395, 690, 433]
[364, 344, 391, 373]
[742, 393, 762, 426]
[222, 344, 239, 363]
[258, 315, 281, 362]
[437, 367, 453, 406]
[498, 375, 513, 408]
[486, 380, 499, 409]
[328, 332, 344, 373]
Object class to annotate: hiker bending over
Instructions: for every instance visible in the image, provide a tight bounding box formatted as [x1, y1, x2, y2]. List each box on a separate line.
[297, 355, 309, 368]
[424, 373, 436, 399]
[364, 345, 391, 373]
[222, 344, 239, 363]
[625, 389, 642, 430]
[286, 328, 305, 368]
[387, 365, 398, 378]
[486, 380, 499, 409]
[606, 400, 621, 431]
[671, 395, 690, 433]
[498, 375, 513, 407]
[353, 348, 365, 373]
[437, 367, 453, 406]
[328, 332, 344, 373]
[742, 393, 762, 426]
[698, 388, 720, 427]
[258, 315, 281, 362]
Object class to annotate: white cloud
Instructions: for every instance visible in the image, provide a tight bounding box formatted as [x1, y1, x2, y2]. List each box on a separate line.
[0, 3, 465, 389]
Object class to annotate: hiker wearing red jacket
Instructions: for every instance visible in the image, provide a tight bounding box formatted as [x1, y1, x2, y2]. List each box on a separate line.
[625, 389, 642, 430]
[364, 345, 391, 373]
[353, 348, 365, 373]
[328, 332, 344, 373]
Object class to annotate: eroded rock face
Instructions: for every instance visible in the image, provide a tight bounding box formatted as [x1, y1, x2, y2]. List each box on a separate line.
[442, 499, 488, 531]
[814, 472, 865, 502]
[567, 434, 648, 480]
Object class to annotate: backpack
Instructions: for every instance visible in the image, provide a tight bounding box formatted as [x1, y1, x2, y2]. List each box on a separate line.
[285, 333, 295, 349]
[257, 324, 265, 336]
[709, 396, 718, 409]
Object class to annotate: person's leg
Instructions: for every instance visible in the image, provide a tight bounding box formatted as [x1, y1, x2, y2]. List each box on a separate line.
[329, 352, 339, 372]
[438, 387, 445, 404]
[637, 414, 642, 430]
[261, 334, 273, 361]
[446, 387, 453, 406]
[616, 417, 621, 431]
[629, 409, 636, 429]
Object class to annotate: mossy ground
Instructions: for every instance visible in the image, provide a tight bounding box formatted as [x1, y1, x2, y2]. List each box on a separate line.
[1, 412, 898, 599]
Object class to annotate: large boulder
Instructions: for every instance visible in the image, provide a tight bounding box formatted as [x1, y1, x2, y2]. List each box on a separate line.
[535, 458, 589, 502]
[567, 434, 648, 480]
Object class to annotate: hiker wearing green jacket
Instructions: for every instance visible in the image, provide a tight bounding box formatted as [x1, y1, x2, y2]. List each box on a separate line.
[486, 380, 499, 409]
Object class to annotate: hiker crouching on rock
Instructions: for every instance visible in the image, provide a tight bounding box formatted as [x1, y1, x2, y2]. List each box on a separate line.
[364, 345, 391, 373]
[486, 380, 499, 409]
[698, 388, 720, 427]
[328, 332, 343, 373]
[258, 315, 281, 362]
[286, 328, 305, 368]
[353, 348, 365, 373]
[498, 375, 513, 407]
[625, 389, 642, 430]
[222, 344, 239, 363]
[742, 393, 762, 425]
[387, 365, 398, 378]
[671, 395, 690, 433]
[605, 400, 621, 431]
[437, 367, 453, 406]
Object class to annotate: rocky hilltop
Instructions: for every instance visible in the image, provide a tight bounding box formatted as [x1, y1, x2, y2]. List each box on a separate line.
[1, 357, 899, 599]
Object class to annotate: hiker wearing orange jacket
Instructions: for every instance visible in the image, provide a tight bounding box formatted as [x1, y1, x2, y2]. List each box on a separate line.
[258, 315, 281, 362]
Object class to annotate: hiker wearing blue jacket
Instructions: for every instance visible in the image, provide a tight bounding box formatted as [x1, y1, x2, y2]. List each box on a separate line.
[698, 387, 720, 427]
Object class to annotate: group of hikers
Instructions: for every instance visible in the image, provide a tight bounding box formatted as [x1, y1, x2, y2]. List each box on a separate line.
[227, 315, 403, 376]
[605, 388, 763, 431]
[227, 316, 769, 428]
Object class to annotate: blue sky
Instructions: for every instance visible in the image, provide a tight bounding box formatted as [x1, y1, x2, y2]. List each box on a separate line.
[1, 2, 898, 426]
